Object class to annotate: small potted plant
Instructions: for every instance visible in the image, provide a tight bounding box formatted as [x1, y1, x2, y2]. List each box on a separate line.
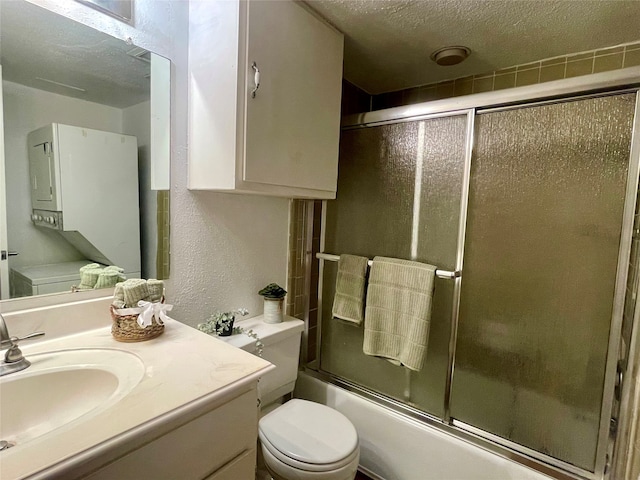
[198, 308, 248, 337]
[258, 283, 287, 324]
[197, 308, 264, 356]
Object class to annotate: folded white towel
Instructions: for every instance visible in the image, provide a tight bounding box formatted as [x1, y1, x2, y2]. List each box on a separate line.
[363, 256, 436, 371]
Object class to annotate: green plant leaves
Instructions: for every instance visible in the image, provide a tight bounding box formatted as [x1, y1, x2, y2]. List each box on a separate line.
[258, 283, 287, 299]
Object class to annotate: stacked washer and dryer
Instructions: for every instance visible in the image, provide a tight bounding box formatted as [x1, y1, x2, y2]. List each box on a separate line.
[10, 123, 141, 297]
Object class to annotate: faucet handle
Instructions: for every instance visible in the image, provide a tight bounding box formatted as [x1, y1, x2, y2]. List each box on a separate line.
[1, 331, 45, 351]
[4, 332, 45, 364]
[12, 331, 45, 343]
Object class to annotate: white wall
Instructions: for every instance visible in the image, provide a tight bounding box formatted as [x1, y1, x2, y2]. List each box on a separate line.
[122, 100, 156, 279]
[27, 0, 291, 325]
[2, 80, 122, 268]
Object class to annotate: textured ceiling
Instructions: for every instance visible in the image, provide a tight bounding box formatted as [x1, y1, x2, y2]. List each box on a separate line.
[0, 0, 149, 108]
[4, 1, 640, 102]
[305, 0, 640, 94]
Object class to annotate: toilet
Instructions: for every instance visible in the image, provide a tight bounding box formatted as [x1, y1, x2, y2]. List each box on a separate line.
[221, 315, 360, 480]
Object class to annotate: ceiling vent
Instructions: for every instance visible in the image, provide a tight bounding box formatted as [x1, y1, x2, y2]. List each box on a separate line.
[430, 46, 471, 66]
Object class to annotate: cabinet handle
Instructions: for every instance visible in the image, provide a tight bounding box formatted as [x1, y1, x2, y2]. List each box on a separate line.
[251, 62, 260, 98]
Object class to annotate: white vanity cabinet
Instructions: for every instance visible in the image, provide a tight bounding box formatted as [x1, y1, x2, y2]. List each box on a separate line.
[82, 388, 258, 480]
[188, 0, 344, 198]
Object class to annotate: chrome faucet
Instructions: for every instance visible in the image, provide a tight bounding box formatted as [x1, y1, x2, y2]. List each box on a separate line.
[0, 313, 45, 377]
[0, 312, 10, 346]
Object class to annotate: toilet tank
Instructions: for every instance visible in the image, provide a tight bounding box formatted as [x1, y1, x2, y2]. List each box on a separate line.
[221, 315, 304, 407]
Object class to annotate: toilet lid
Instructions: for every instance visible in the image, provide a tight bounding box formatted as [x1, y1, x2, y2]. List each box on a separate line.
[258, 399, 358, 465]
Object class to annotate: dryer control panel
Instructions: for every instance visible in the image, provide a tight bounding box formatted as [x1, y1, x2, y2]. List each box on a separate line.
[31, 209, 63, 230]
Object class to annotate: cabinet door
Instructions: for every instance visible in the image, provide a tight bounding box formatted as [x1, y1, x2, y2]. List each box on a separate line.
[244, 0, 343, 193]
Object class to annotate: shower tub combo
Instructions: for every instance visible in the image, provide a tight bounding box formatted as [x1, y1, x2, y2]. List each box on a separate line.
[297, 67, 640, 480]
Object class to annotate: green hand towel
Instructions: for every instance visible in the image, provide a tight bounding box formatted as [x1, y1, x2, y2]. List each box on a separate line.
[332, 254, 369, 325]
[363, 256, 436, 372]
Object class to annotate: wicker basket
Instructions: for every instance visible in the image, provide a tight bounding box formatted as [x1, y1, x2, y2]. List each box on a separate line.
[110, 304, 165, 342]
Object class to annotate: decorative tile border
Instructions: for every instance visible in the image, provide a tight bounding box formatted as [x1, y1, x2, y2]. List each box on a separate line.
[156, 190, 170, 280]
[373, 42, 640, 110]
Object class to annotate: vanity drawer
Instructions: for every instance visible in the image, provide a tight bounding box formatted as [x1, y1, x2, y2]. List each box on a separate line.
[84, 389, 258, 480]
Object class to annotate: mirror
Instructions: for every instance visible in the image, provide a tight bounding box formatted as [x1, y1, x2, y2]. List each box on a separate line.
[0, 0, 170, 299]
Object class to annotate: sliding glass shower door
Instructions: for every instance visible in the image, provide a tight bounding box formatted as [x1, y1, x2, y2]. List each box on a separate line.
[316, 89, 639, 477]
[321, 114, 469, 417]
[450, 94, 637, 471]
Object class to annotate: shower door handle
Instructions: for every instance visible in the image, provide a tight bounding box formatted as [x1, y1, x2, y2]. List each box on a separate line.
[615, 361, 624, 401]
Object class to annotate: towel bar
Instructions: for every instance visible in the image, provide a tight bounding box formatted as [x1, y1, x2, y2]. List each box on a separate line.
[315, 253, 461, 279]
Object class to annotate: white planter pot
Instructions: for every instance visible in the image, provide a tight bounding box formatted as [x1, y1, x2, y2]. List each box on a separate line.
[263, 298, 284, 324]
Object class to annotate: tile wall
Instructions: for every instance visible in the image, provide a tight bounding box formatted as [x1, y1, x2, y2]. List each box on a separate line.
[156, 190, 170, 280]
[286, 199, 322, 363]
[372, 42, 640, 110]
[286, 200, 307, 319]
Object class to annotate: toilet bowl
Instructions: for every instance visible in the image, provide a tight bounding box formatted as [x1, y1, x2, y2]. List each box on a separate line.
[258, 399, 360, 480]
[220, 315, 360, 480]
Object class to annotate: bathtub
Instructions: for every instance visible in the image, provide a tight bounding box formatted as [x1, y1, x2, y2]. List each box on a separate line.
[294, 371, 553, 480]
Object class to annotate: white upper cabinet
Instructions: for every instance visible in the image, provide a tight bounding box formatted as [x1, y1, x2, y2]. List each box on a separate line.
[188, 0, 344, 198]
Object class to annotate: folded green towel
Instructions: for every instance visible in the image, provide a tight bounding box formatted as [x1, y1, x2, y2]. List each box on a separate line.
[103, 265, 124, 274]
[95, 271, 122, 289]
[332, 254, 369, 325]
[122, 278, 150, 307]
[78, 263, 126, 290]
[78, 267, 102, 289]
[80, 263, 101, 273]
[147, 279, 164, 302]
[112, 281, 126, 308]
[363, 257, 436, 372]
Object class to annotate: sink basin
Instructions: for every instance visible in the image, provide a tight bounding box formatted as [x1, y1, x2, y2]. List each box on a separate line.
[0, 349, 145, 446]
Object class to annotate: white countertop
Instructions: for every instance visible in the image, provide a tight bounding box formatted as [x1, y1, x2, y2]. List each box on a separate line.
[0, 318, 273, 480]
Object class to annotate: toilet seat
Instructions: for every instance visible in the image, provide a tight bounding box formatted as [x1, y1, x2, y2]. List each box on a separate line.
[258, 399, 359, 472]
[260, 432, 360, 472]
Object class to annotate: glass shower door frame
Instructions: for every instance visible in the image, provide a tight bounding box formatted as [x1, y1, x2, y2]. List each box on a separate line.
[312, 70, 640, 480]
[597, 92, 640, 477]
[443, 110, 474, 423]
[447, 92, 640, 480]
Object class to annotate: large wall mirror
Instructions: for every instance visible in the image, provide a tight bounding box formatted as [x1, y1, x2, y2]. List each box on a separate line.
[0, 0, 170, 301]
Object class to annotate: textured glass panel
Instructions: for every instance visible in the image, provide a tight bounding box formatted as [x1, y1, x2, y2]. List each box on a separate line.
[450, 94, 636, 471]
[322, 115, 467, 416]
